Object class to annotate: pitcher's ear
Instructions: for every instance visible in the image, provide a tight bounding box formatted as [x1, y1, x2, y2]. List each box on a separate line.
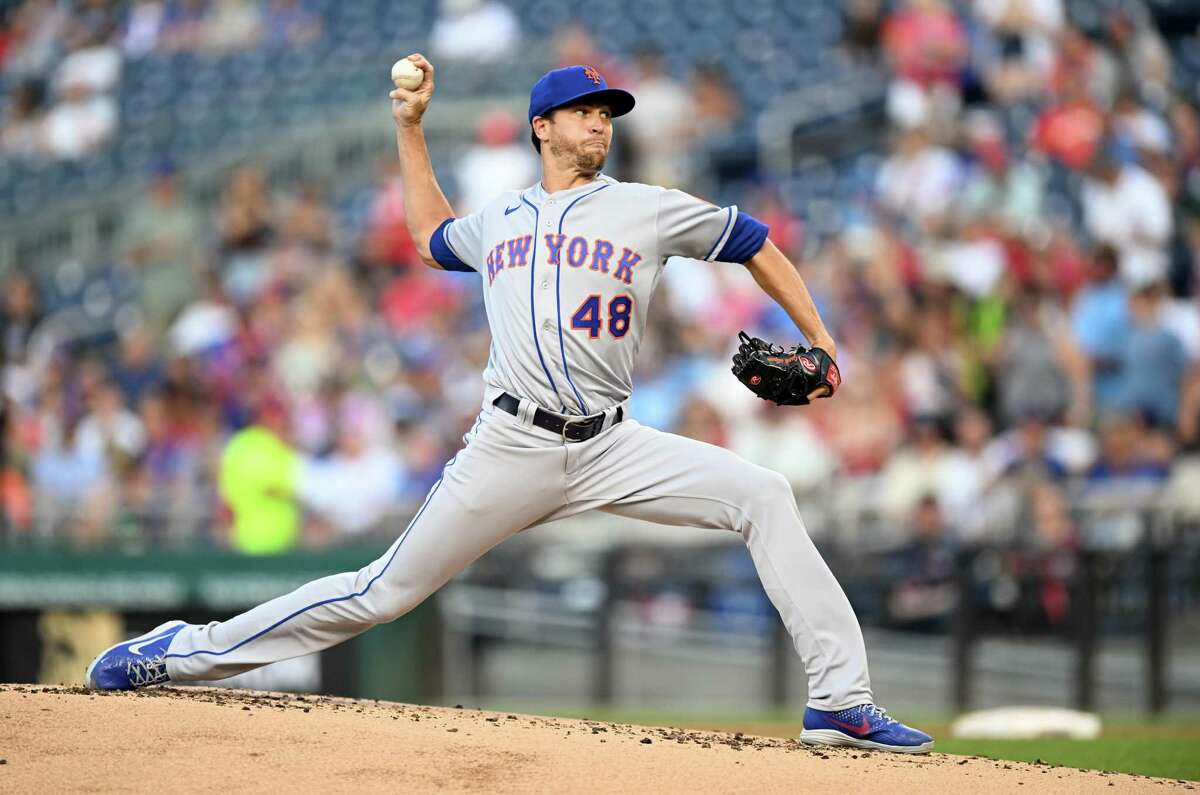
[531, 115, 550, 153]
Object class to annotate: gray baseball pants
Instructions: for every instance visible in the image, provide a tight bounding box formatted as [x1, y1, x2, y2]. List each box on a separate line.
[164, 397, 874, 709]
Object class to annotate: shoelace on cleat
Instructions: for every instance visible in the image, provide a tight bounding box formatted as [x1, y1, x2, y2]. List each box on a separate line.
[126, 655, 169, 687]
[862, 704, 898, 726]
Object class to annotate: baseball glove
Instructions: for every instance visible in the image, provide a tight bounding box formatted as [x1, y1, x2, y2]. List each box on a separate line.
[731, 331, 841, 406]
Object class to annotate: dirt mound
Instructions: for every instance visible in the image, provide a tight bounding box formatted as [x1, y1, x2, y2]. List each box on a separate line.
[0, 684, 1183, 793]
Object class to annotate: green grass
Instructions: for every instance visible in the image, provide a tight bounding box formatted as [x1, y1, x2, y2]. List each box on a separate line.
[935, 737, 1200, 782]
[475, 702, 1200, 781]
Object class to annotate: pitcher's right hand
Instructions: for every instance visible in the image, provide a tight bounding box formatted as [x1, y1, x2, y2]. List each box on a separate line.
[391, 53, 435, 127]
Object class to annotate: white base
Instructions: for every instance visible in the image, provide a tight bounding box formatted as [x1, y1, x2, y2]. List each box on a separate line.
[950, 706, 1101, 740]
[800, 728, 935, 754]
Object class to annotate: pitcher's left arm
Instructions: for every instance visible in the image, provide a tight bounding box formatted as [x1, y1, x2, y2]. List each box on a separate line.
[744, 239, 836, 362]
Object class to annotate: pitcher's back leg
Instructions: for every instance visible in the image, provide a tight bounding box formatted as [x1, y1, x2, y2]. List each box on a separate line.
[165, 410, 567, 682]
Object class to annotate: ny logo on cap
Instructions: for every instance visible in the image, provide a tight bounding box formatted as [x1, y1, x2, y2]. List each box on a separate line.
[583, 66, 602, 85]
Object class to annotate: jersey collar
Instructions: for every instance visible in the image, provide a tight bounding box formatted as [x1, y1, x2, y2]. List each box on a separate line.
[528, 173, 617, 204]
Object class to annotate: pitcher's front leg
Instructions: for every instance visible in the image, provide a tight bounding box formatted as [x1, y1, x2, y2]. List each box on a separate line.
[577, 421, 873, 709]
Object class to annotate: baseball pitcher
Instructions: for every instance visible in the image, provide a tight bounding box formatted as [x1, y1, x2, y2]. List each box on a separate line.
[87, 56, 933, 754]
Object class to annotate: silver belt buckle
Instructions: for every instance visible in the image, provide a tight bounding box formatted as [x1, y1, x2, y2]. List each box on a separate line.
[561, 416, 588, 443]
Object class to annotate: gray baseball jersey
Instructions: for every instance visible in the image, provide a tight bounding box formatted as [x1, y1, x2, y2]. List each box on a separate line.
[428, 174, 768, 415]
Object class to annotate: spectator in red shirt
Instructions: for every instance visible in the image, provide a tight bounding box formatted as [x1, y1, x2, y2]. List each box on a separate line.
[1030, 81, 1106, 170]
[882, 0, 968, 89]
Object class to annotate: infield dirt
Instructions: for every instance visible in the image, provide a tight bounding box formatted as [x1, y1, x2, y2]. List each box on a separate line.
[0, 684, 1188, 793]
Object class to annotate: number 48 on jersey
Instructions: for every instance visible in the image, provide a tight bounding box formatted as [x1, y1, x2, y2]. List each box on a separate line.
[571, 294, 633, 339]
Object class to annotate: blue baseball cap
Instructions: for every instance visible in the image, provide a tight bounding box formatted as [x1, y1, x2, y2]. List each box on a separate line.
[528, 65, 636, 123]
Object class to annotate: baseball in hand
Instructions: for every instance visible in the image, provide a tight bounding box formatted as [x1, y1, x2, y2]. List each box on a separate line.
[391, 58, 423, 91]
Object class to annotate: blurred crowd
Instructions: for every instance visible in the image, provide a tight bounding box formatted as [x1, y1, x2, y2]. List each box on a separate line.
[1, 1, 1200, 638]
[0, 0, 321, 160]
[809, 0, 1200, 627]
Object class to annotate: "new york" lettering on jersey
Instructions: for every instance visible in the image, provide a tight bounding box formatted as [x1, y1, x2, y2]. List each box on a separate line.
[486, 234, 642, 287]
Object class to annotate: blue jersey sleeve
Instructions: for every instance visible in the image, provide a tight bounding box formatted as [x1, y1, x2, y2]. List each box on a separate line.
[430, 218, 476, 272]
[714, 212, 769, 264]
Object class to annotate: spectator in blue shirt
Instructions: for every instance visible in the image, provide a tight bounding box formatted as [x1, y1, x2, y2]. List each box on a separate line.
[1118, 281, 1186, 428]
[1070, 246, 1127, 412]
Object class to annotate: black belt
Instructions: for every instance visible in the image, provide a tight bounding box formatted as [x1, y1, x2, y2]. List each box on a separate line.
[493, 392, 623, 442]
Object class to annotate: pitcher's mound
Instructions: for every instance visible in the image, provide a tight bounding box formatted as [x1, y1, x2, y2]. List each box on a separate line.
[0, 685, 1179, 792]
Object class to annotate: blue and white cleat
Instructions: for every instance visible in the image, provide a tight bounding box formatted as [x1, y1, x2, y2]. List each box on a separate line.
[800, 704, 934, 754]
[85, 621, 187, 690]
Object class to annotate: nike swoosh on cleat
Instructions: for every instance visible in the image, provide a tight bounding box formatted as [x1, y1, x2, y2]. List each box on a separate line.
[504, 205, 520, 215]
[128, 630, 178, 656]
[829, 716, 872, 735]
